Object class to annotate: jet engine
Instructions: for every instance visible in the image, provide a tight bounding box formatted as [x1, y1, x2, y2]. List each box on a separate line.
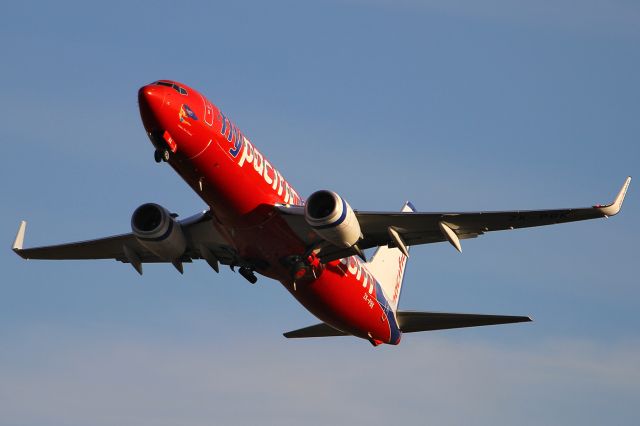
[304, 190, 361, 248]
[131, 203, 186, 260]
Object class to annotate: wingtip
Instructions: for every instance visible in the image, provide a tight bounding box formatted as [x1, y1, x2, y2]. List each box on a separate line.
[12, 220, 27, 254]
[600, 176, 631, 216]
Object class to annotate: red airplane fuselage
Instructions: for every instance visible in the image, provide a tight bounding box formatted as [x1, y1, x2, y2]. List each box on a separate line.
[138, 81, 401, 345]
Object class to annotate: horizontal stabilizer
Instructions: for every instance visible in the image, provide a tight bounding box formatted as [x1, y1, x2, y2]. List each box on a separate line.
[283, 322, 348, 338]
[397, 311, 531, 333]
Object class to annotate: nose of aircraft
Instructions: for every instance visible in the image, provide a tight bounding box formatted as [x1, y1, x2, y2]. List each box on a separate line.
[137, 80, 205, 162]
[138, 84, 166, 131]
[138, 85, 165, 117]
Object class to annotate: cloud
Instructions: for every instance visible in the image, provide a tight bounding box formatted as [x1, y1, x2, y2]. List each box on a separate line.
[1, 328, 638, 426]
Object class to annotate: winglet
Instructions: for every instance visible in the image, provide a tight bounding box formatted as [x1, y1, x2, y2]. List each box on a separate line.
[12, 221, 27, 256]
[599, 177, 631, 217]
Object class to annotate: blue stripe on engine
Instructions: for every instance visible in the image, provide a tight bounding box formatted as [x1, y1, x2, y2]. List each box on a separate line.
[137, 219, 174, 242]
[311, 198, 348, 230]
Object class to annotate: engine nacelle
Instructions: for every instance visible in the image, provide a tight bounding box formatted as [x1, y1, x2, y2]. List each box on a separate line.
[131, 203, 186, 260]
[304, 190, 361, 248]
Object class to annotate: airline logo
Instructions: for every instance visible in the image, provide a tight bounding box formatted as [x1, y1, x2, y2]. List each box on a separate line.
[339, 257, 377, 299]
[218, 111, 301, 205]
[179, 104, 198, 125]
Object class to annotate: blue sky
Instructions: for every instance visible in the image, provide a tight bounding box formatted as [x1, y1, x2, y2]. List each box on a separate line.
[1, 1, 638, 424]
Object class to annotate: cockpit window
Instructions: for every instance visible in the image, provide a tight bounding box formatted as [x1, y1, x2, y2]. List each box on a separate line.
[154, 81, 188, 95]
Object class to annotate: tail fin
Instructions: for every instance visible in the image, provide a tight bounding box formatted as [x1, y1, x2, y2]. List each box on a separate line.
[366, 201, 415, 312]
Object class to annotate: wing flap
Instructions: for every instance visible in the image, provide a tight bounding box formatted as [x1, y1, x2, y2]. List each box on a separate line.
[397, 311, 531, 333]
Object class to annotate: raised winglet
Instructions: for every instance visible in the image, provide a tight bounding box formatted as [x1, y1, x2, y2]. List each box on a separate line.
[599, 177, 631, 217]
[12, 221, 27, 255]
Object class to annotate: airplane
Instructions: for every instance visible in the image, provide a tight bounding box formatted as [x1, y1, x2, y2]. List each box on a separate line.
[12, 80, 631, 346]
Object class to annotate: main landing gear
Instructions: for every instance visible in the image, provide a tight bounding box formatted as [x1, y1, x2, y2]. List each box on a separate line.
[154, 148, 170, 163]
[288, 252, 324, 282]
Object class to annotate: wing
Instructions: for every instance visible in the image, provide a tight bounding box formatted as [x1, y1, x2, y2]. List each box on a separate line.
[12, 211, 240, 274]
[277, 177, 631, 262]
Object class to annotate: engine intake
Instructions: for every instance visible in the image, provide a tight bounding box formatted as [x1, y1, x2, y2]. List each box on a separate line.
[305, 190, 361, 248]
[131, 203, 186, 260]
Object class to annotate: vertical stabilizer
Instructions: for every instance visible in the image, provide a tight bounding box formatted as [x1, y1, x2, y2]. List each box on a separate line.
[365, 202, 414, 312]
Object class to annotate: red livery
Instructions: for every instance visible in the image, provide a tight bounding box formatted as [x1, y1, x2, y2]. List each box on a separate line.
[13, 80, 630, 346]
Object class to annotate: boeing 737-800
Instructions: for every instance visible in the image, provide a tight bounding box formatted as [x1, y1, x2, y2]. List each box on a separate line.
[12, 80, 631, 346]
